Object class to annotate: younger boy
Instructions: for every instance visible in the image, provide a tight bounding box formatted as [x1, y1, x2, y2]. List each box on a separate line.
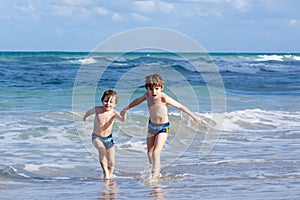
[121, 74, 202, 178]
[83, 90, 126, 180]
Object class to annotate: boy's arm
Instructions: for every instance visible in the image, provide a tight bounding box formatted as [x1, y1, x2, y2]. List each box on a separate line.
[114, 109, 127, 122]
[83, 107, 95, 122]
[121, 93, 147, 115]
[166, 95, 202, 124]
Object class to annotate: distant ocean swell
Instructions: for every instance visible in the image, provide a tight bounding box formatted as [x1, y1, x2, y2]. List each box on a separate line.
[75, 52, 300, 73]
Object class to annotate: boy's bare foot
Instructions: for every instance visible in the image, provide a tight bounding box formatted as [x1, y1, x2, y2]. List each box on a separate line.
[103, 174, 110, 180]
[152, 170, 162, 179]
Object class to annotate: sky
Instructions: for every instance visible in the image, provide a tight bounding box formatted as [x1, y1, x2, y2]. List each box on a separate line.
[1, 0, 300, 52]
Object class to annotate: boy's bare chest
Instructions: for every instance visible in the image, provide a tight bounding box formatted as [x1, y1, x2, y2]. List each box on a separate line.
[96, 112, 114, 125]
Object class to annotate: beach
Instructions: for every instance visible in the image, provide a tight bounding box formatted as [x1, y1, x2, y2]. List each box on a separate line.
[0, 52, 299, 199]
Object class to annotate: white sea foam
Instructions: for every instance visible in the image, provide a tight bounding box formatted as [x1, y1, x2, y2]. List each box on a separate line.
[219, 109, 300, 133]
[284, 54, 292, 58]
[293, 56, 300, 61]
[117, 140, 146, 152]
[255, 54, 300, 62]
[222, 64, 262, 74]
[24, 163, 78, 172]
[78, 57, 97, 64]
[256, 55, 284, 61]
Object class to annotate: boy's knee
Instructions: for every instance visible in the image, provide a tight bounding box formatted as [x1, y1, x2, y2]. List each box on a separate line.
[152, 150, 161, 157]
[108, 160, 114, 168]
[147, 150, 153, 155]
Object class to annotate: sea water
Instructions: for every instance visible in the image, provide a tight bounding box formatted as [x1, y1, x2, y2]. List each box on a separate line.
[0, 52, 300, 199]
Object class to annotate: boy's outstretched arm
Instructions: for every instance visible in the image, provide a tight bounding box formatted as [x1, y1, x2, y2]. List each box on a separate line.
[179, 105, 202, 124]
[121, 94, 147, 115]
[83, 107, 95, 122]
[166, 95, 202, 124]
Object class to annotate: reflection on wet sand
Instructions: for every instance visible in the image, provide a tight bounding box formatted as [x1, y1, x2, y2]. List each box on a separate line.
[145, 178, 166, 200]
[99, 179, 118, 200]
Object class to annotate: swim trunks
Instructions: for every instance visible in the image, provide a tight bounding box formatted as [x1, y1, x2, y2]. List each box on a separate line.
[92, 133, 114, 149]
[148, 121, 170, 135]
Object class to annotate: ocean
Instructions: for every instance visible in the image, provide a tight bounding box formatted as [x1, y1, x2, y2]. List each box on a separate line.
[0, 51, 299, 199]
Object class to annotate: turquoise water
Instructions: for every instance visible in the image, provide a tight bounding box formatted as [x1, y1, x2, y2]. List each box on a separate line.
[0, 52, 299, 199]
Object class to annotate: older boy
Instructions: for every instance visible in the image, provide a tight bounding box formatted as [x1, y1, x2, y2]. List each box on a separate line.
[121, 74, 202, 178]
[83, 90, 126, 180]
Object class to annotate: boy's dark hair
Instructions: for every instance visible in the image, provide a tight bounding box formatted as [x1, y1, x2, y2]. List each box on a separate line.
[145, 74, 164, 89]
[101, 90, 118, 104]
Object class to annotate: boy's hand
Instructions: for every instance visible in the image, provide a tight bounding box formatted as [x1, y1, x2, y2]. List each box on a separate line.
[194, 117, 202, 124]
[83, 116, 88, 122]
[120, 108, 127, 116]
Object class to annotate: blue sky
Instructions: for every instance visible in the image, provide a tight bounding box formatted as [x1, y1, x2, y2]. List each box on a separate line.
[1, 0, 300, 52]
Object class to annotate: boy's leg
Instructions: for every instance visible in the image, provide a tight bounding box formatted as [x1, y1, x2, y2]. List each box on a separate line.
[93, 139, 109, 179]
[152, 133, 168, 178]
[147, 133, 156, 165]
[106, 146, 115, 178]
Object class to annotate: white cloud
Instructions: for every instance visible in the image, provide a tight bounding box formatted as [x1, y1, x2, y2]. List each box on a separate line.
[50, 3, 120, 22]
[13, 3, 41, 20]
[185, 7, 208, 17]
[134, 1, 156, 13]
[50, 5, 76, 18]
[54, 0, 93, 6]
[226, 0, 250, 11]
[14, 3, 35, 13]
[112, 13, 123, 22]
[94, 7, 111, 16]
[78, 7, 91, 16]
[211, 8, 223, 17]
[158, 1, 174, 13]
[289, 19, 299, 26]
[94, 7, 123, 22]
[131, 12, 150, 21]
[181, 0, 223, 2]
[133, 0, 173, 14]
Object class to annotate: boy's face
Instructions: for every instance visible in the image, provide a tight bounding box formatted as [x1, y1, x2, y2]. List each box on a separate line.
[147, 86, 163, 100]
[102, 95, 117, 111]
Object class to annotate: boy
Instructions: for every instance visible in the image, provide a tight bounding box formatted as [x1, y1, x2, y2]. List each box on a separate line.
[121, 74, 202, 178]
[83, 90, 126, 180]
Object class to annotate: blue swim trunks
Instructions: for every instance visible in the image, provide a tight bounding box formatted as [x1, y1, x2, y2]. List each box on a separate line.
[92, 133, 114, 149]
[148, 121, 170, 135]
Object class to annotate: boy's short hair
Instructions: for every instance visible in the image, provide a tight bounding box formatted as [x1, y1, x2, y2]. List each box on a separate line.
[101, 89, 118, 104]
[145, 74, 164, 89]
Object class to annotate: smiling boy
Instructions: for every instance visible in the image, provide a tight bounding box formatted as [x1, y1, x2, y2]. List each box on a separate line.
[121, 74, 202, 178]
[83, 90, 126, 180]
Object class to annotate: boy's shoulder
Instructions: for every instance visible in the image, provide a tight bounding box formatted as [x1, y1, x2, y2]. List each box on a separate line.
[94, 106, 104, 113]
[160, 92, 168, 98]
